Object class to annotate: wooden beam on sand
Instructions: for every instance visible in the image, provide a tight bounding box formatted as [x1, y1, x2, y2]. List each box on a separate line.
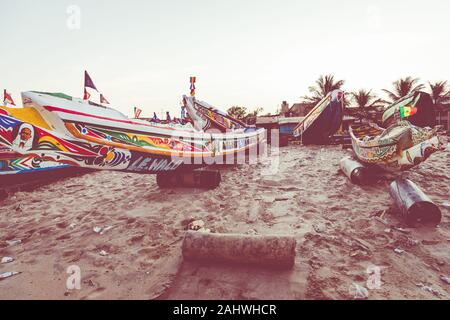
[182, 231, 296, 269]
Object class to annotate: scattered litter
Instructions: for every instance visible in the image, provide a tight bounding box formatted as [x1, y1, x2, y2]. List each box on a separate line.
[1, 257, 14, 264]
[442, 201, 450, 208]
[416, 283, 441, 296]
[93, 226, 102, 234]
[99, 250, 108, 256]
[350, 283, 369, 300]
[394, 248, 405, 255]
[83, 279, 96, 287]
[0, 271, 21, 280]
[407, 238, 419, 247]
[384, 228, 392, 234]
[93, 226, 113, 235]
[440, 275, 450, 285]
[69, 223, 77, 229]
[6, 239, 22, 247]
[393, 227, 411, 234]
[188, 220, 205, 231]
[100, 226, 113, 235]
[197, 228, 211, 233]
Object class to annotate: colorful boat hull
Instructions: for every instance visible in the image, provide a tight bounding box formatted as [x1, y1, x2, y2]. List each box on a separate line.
[0, 92, 266, 175]
[0, 105, 81, 186]
[349, 121, 445, 172]
[292, 90, 344, 144]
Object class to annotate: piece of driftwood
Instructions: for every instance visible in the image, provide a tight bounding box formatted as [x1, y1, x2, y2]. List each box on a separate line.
[182, 231, 296, 269]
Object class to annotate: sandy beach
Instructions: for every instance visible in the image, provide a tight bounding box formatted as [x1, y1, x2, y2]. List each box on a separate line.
[0, 144, 448, 300]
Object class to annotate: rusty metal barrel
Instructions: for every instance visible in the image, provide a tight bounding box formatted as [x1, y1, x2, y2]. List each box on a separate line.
[182, 231, 296, 269]
[340, 156, 374, 185]
[389, 178, 441, 227]
[156, 169, 221, 189]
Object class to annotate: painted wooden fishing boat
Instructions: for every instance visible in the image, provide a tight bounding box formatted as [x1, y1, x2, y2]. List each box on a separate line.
[0, 104, 85, 186]
[0, 91, 266, 176]
[292, 89, 344, 144]
[349, 121, 444, 172]
[183, 95, 249, 132]
[382, 91, 436, 128]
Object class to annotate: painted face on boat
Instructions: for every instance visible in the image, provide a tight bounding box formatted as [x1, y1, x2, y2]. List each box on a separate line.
[20, 128, 32, 141]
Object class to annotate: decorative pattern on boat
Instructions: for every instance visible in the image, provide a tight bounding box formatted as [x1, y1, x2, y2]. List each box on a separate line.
[0, 111, 265, 174]
[350, 121, 444, 172]
[183, 96, 246, 132]
[0, 114, 132, 171]
[71, 123, 208, 153]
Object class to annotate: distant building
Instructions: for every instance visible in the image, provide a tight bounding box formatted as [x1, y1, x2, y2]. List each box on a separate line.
[286, 102, 313, 117]
[280, 101, 289, 116]
[255, 114, 304, 146]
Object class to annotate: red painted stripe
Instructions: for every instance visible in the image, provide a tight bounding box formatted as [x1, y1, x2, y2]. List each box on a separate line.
[43, 105, 179, 131]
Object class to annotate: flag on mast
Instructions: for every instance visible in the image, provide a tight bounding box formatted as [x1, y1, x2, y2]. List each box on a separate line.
[83, 88, 91, 100]
[3, 89, 16, 106]
[399, 105, 418, 118]
[190, 77, 196, 97]
[100, 94, 110, 105]
[134, 107, 142, 118]
[84, 71, 98, 91]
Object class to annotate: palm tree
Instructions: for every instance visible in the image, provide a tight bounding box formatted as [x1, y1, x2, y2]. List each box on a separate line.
[227, 106, 247, 120]
[428, 81, 450, 107]
[301, 74, 345, 107]
[382, 77, 425, 103]
[350, 89, 385, 120]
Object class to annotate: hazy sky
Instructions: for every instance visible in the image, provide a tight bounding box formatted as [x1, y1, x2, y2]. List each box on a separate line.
[1, 0, 450, 117]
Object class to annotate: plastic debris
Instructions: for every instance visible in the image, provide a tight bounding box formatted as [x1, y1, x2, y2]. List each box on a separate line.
[6, 239, 22, 247]
[407, 238, 420, 247]
[99, 250, 108, 256]
[440, 275, 450, 285]
[393, 227, 411, 234]
[416, 283, 440, 296]
[101, 226, 113, 235]
[93, 226, 102, 234]
[0, 271, 21, 280]
[94, 226, 113, 235]
[1, 257, 14, 264]
[188, 220, 205, 231]
[350, 283, 369, 300]
[394, 248, 405, 254]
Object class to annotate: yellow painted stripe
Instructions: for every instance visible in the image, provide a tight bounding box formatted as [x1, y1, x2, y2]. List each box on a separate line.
[0, 106, 51, 130]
